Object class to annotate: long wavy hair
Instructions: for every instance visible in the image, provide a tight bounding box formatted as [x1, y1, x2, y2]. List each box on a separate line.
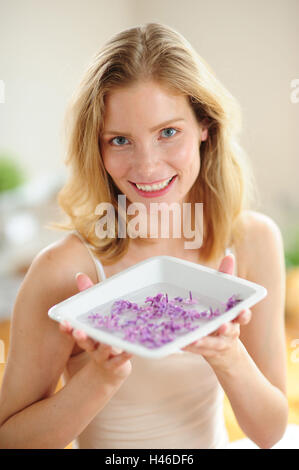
[49, 22, 258, 264]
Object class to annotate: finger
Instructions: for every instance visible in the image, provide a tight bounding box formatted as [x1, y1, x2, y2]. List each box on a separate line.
[110, 346, 124, 355]
[92, 342, 115, 363]
[104, 351, 133, 370]
[232, 309, 252, 325]
[210, 322, 230, 336]
[72, 329, 99, 353]
[216, 322, 240, 338]
[75, 272, 94, 291]
[59, 320, 73, 335]
[187, 336, 229, 352]
[197, 336, 228, 349]
[218, 254, 235, 275]
[185, 345, 225, 358]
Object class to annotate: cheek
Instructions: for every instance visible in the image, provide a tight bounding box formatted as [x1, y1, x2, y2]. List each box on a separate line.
[102, 154, 128, 179]
[169, 138, 200, 173]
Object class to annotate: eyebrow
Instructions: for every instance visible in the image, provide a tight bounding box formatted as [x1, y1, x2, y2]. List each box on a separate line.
[102, 118, 185, 136]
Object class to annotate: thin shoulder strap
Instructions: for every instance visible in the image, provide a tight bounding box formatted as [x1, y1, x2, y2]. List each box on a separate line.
[71, 230, 106, 282]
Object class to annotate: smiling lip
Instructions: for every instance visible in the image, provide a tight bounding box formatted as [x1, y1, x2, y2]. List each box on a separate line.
[129, 176, 176, 185]
[129, 175, 177, 198]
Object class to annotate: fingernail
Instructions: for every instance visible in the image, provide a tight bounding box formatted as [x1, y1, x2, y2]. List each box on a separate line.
[60, 321, 67, 330]
[73, 329, 87, 340]
[111, 346, 123, 354]
[75, 272, 85, 281]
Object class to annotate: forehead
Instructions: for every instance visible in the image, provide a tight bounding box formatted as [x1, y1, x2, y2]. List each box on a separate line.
[102, 81, 194, 127]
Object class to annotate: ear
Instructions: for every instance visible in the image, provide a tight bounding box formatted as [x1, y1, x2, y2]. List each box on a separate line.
[201, 127, 208, 142]
[199, 118, 209, 142]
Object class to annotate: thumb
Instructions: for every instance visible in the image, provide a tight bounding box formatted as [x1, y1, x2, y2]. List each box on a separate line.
[218, 254, 235, 275]
[75, 272, 94, 291]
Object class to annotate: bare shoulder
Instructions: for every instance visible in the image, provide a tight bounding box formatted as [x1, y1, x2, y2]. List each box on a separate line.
[30, 232, 99, 293]
[236, 209, 282, 237]
[233, 210, 284, 279]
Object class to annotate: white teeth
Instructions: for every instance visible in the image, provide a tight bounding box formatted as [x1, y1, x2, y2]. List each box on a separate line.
[136, 177, 173, 191]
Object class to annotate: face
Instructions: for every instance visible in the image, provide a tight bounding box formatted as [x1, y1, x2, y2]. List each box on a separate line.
[99, 80, 208, 208]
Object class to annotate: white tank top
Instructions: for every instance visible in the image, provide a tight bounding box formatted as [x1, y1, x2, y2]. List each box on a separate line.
[62, 231, 237, 449]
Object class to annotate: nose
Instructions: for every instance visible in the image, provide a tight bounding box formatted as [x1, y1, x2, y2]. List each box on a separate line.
[132, 142, 162, 178]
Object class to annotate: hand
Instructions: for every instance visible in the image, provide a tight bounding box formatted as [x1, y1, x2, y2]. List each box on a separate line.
[181, 254, 252, 369]
[59, 272, 133, 382]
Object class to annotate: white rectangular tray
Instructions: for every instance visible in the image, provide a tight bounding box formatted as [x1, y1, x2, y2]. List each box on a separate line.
[48, 255, 267, 358]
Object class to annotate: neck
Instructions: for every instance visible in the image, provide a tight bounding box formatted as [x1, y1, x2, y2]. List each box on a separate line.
[125, 199, 203, 252]
[129, 236, 202, 261]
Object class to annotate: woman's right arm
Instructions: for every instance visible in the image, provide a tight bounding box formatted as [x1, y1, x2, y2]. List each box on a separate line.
[0, 240, 132, 449]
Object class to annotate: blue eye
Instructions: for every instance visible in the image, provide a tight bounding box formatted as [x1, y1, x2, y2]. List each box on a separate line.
[109, 127, 178, 146]
[111, 136, 129, 146]
[161, 127, 177, 138]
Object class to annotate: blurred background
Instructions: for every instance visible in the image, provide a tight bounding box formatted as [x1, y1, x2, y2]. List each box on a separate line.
[0, 0, 298, 448]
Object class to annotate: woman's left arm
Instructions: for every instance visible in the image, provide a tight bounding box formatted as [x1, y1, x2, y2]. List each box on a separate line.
[182, 212, 288, 449]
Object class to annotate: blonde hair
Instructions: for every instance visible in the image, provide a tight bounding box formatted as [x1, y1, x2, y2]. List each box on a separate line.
[50, 22, 258, 264]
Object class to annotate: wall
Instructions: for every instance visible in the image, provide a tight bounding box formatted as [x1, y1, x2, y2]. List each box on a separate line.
[131, 0, 299, 231]
[0, 0, 135, 176]
[1, 0, 298, 233]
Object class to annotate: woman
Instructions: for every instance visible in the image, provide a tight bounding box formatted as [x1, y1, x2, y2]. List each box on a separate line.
[0, 23, 288, 449]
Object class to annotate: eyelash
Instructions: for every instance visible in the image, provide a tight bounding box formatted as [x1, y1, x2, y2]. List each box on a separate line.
[108, 127, 180, 147]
